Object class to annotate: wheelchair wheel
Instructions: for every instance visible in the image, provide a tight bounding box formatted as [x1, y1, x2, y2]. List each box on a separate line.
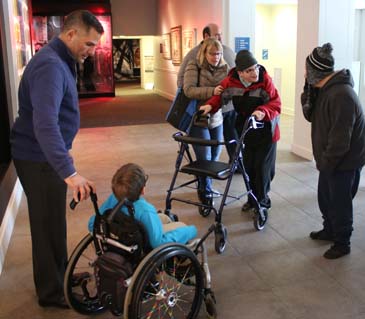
[214, 224, 227, 254]
[64, 233, 105, 315]
[125, 243, 204, 319]
[253, 208, 268, 231]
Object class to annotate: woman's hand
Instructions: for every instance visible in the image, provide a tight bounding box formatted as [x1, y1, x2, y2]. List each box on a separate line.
[199, 104, 212, 115]
[214, 85, 224, 95]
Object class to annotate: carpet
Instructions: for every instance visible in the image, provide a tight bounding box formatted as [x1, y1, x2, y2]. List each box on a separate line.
[79, 86, 172, 128]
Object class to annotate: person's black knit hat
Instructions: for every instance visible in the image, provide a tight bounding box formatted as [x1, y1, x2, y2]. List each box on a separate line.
[306, 43, 334, 85]
[235, 50, 257, 71]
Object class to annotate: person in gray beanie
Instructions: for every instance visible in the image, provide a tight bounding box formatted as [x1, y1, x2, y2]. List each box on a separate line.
[302, 43, 365, 259]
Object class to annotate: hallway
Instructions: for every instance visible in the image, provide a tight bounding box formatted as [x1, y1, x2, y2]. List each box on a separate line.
[1, 86, 365, 319]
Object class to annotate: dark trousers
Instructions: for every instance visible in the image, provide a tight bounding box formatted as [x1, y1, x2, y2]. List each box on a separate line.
[223, 110, 239, 161]
[244, 142, 277, 208]
[13, 159, 68, 302]
[317, 168, 361, 246]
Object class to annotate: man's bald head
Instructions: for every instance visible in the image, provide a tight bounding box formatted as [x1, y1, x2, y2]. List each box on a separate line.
[202, 23, 222, 43]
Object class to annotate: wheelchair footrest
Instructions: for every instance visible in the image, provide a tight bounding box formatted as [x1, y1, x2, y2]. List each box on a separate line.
[180, 160, 231, 180]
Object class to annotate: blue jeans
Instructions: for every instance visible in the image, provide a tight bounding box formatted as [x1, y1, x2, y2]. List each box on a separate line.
[189, 124, 223, 195]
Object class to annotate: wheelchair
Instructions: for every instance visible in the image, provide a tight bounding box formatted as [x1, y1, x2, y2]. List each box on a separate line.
[64, 192, 217, 318]
[165, 112, 269, 254]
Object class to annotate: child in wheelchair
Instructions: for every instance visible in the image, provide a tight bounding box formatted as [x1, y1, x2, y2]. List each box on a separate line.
[88, 162, 197, 248]
[64, 163, 217, 318]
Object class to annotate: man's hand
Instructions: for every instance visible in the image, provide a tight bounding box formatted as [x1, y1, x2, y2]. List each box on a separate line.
[64, 173, 95, 202]
[199, 104, 212, 115]
[252, 110, 265, 121]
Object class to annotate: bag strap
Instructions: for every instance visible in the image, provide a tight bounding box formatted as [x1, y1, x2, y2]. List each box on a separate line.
[106, 199, 135, 224]
[197, 66, 201, 87]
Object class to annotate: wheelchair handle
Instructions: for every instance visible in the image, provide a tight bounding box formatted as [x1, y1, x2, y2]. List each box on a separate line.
[69, 190, 99, 213]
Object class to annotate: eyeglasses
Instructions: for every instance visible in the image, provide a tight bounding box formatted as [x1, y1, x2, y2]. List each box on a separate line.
[207, 51, 222, 57]
[244, 65, 260, 74]
[144, 174, 149, 185]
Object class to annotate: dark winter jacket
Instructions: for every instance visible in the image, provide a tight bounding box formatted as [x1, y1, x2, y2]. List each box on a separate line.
[206, 66, 281, 144]
[301, 69, 365, 172]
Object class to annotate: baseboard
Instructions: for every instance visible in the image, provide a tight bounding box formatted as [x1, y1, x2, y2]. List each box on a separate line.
[0, 179, 23, 275]
[154, 89, 174, 101]
[291, 143, 313, 160]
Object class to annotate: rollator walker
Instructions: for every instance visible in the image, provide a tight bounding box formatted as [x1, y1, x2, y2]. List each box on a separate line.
[164, 112, 269, 254]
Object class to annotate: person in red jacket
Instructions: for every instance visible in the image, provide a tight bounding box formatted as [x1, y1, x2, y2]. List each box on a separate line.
[199, 50, 281, 211]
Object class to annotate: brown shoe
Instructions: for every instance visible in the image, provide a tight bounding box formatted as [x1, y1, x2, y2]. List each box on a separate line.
[241, 202, 253, 212]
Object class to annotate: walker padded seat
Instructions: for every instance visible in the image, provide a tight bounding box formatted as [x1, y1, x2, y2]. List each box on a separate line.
[180, 160, 231, 180]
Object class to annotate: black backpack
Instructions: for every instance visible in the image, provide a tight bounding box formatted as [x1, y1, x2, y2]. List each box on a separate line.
[93, 200, 151, 264]
[92, 200, 150, 316]
[94, 251, 133, 316]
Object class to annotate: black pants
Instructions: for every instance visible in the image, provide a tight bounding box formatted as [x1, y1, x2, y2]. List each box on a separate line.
[222, 110, 239, 161]
[244, 142, 276, 208]
[318, 168, 361, 246]
[13, 159, 68, 302]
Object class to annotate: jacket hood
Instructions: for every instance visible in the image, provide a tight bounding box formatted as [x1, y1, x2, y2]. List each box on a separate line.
[322, 69, 354, 91]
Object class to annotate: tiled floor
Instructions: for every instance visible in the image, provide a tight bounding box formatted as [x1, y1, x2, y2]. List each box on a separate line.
[2, 88, 365, 319]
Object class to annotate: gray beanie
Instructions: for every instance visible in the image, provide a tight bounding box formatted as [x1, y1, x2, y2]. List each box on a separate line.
[235, 50, 257, 71]
[306, 43, 334, 85]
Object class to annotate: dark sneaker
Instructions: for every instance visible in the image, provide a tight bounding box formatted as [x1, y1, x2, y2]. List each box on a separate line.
[309, 230, 333, 241]
[323, 244, 350, 259]
[241, 201, 253, 212]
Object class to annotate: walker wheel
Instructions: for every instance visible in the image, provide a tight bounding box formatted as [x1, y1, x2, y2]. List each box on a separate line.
[199, 206, 212, 217]
[214, 225, 227, 254]
[253, 208, 268, 231]
[163, 209, 179, 222]
[199, 197, 213, 217]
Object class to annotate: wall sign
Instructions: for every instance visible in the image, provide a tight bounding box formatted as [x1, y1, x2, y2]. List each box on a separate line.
[262, 49, 268, 60]
[235, 37, 250, 52]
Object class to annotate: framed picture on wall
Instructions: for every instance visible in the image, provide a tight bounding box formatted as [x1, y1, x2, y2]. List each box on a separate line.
[170, 25, 182, 65]
[162, 33, 171, 60]
[182, 28, 197, 58]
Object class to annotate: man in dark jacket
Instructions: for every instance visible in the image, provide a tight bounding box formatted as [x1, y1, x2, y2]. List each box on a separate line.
[301, 43, 365, 259]
[10, 10, 103, 307]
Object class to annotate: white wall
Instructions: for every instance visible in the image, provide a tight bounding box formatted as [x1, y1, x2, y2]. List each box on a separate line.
[255, 4, 297, 116]
[291, 0, 357, 160]
[292, 0, 319, 160]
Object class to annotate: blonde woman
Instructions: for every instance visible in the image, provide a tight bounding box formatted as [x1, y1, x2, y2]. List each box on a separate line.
[183, 38, 228, 204]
